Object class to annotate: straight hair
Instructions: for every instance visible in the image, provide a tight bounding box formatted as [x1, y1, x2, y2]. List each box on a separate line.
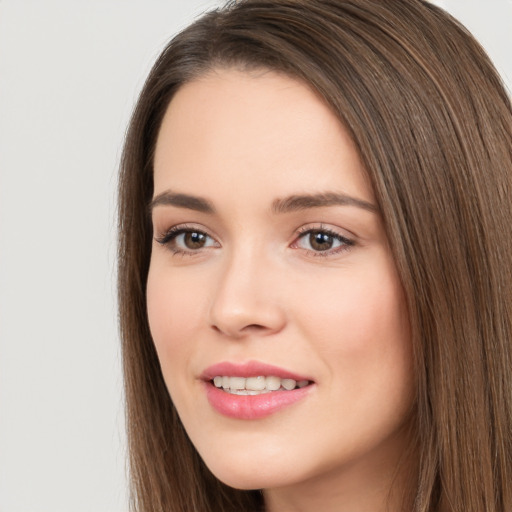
[118, 1, 512, 510]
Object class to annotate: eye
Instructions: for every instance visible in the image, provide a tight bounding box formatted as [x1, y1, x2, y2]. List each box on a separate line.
[292, 227, 354, 256]
[156, 226, 219, 255]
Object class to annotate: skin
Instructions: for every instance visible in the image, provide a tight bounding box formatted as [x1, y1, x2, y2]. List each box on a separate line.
[147, 68, 416, 512]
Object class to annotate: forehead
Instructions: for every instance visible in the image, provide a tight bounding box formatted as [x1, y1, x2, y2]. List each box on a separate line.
[153, 68, 373, 205]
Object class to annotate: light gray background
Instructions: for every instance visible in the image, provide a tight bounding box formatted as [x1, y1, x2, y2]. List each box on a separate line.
[0, 1, 510, 511]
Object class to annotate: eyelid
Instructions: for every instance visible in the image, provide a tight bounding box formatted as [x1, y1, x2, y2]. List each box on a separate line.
[291, 224, 355, 256]
[155, 222, 212, 241]
[155, 223, 220, 255]
[154, 222, 355, 258]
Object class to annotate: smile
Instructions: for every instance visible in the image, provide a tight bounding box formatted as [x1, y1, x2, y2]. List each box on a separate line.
[212, 375, 310, 394]
[202, 362, 314, 419]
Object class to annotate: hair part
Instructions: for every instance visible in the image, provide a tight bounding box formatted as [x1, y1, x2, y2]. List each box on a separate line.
[118, 1, 512, 510]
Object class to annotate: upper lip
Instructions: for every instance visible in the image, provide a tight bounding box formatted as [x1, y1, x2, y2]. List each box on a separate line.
[200, 360, 313, 382]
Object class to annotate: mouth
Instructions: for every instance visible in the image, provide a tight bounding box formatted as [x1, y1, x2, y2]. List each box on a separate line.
[201, 361, 315, 419]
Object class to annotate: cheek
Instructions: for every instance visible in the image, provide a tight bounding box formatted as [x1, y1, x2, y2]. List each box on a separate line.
[146, 262, 213, 425]
[293, 256, 412, 397]
[146, 263, 203, 368]
[298, 262, 407, 347]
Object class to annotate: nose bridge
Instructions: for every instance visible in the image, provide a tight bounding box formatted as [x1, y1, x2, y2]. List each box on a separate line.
[209, 238, 285, 338]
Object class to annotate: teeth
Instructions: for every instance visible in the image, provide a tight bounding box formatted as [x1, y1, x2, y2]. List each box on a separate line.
[246, 376, 266, 390]
[281, 378, 296, 390]
[229, 376, 245, 390]
[266, 376, 281, 391]
[212, 375, 309, 393]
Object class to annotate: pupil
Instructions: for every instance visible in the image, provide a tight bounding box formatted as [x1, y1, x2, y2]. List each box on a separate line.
[310, 232, 333, 251]
[185, 232, 206, 249]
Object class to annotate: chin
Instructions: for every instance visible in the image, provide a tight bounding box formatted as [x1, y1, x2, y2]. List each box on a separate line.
[209, 466, 293, 491]
[213, 472, 269, 491]
[198, 446, 300, 491]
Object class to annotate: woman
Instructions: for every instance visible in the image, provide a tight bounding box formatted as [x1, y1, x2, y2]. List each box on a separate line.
[118, 1, 512, 511]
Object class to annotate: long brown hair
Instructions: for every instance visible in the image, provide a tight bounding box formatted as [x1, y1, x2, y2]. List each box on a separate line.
[118, 1, 512, 510]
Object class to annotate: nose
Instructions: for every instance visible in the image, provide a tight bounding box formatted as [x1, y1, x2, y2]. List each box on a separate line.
[208, 247, 286, 339]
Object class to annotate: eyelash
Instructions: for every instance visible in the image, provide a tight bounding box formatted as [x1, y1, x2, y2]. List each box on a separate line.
[155, 224, 216, 256]
[155, 224, 355, 257]
[292, 225, 355, 257]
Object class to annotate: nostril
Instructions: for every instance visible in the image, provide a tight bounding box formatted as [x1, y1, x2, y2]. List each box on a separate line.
[211, 322, 269, 338]
[244, 324, 266, 330]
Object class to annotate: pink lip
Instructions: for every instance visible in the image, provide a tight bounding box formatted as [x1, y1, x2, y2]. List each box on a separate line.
[201, 361, 314, 420]
[200, 360, 312, 381]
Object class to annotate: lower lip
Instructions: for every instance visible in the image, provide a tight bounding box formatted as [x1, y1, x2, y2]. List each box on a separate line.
[204, 382, 313, 420]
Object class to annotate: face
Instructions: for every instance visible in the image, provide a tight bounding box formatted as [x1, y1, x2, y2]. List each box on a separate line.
[147, 68, 414, 501]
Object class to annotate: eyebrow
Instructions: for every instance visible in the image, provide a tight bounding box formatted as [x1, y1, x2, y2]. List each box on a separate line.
[271, 192, 378, 214]
[149, 190, 378, 215]
[150, 191, 216, 214]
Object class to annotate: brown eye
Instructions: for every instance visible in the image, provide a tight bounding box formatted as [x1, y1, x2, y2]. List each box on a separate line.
[156, 227, 218, 255]
[309, 231, 334, 251]
[184, 231, 207, 249]
[293, 227, 354, 255]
